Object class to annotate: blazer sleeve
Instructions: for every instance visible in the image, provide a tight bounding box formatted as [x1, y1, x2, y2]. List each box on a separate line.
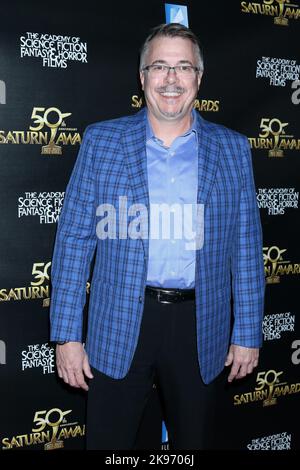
[230, 137, 265, 348]
[49, 126, 97, 342]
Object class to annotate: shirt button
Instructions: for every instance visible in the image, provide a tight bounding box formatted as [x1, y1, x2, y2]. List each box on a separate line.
[171, 240, 176, 244]
[139, 296, 143, 303]
[170, 271, 175, 276]
[170, 177, 175, 183]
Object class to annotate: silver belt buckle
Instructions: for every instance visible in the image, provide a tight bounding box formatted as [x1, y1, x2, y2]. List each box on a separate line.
[157, 291, 173, 304]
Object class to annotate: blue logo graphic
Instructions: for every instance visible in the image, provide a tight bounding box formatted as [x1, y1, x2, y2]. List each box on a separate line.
[162, 421, 168, 443]
[165, 4, 189, 27]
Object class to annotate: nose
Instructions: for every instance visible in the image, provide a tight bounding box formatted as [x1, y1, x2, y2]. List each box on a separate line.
[165, 68, 177, 83]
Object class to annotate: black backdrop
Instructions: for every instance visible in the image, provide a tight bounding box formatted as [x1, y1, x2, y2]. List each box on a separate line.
[0, 0, 299, 451]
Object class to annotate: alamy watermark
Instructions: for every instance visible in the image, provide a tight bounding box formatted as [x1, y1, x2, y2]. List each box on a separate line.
[291, 79, 300, 104]
[95, 197, 204, 251]
[0, 340, 6, 365]
[0, 80, 6, 104]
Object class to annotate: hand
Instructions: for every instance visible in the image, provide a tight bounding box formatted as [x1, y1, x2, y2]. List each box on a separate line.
[225, 344, 259, 383]
[56, 342, 94, 391]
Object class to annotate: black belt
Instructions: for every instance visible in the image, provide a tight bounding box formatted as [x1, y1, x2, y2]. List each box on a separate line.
[145, 285, 195, 304]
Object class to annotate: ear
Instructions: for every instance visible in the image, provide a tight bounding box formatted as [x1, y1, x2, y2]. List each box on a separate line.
[140, 71, 145, 91]
[197, 71, 203, 89]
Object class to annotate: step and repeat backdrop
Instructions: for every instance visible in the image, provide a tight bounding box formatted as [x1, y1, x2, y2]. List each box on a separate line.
[0, 0, 299, 451]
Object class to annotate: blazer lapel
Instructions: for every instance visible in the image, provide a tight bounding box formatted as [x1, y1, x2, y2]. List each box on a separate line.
[194, 114, 221, 297]
[121, 109, 149, 258]
[196, 114, 221, 206]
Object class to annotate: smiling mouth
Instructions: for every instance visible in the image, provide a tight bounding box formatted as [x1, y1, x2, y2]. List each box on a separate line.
[160, 91, 181, 97]
[156, 86, 185, 98]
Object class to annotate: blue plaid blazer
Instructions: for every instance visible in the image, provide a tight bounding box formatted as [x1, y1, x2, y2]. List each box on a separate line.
[50, 108, 265, 384]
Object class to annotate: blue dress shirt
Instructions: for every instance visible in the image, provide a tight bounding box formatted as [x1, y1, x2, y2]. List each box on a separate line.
[146, 111, 198, 289]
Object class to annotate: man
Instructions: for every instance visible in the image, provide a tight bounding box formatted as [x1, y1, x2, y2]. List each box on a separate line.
[50, 23, 265, 450]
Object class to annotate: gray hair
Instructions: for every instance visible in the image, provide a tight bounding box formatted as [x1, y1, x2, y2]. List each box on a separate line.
[139, 23, 204, 73]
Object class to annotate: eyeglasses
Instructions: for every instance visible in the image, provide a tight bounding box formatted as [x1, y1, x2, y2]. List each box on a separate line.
[142, 64, 200, 77]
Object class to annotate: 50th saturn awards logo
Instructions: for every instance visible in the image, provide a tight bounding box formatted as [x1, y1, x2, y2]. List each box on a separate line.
[241, 0, 300, 25]
[2, 408, 85, 450]
[0, 262, 51, 306]
[248, 118, 300, 156]
[234, 369, 300, 406]
[263, 246, 300, 284]
[131, 95, 220, 112]
[0, 262, 90, 305]
[0, 107, 81, 155]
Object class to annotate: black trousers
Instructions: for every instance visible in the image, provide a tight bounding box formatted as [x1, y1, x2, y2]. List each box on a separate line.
[86, 291, 219, 450]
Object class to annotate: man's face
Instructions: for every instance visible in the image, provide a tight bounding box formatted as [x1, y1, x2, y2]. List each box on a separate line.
[140, 36, 202, 124]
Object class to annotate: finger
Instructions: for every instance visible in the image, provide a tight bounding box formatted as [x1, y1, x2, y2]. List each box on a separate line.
[67, 370, 81, 388]
[56, 365, 63, 379]
[61, 366, 79, 388]
[83, 356, 94, 379]
[228, 364, 240, 382]
[225, 350, 233, 367]
[74, 370, 89, 391]
[236, 364, 248, 379]
[58, 363, 75, 386]
[61, 368, 70, 385]
[247, 358, 258, 374]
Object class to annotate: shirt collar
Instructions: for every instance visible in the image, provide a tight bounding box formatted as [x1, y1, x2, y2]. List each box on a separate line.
[146, 109, 198, 144]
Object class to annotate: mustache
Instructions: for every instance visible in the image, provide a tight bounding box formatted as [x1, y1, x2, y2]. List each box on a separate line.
[155, 86, 185, 93]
